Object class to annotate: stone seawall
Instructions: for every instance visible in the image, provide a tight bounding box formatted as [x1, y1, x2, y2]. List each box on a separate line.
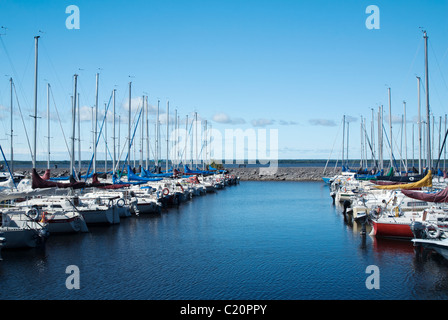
[226, 167, 341, 182]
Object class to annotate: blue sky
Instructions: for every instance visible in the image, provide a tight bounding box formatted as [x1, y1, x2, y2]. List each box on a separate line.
[0, 0, 447, 163]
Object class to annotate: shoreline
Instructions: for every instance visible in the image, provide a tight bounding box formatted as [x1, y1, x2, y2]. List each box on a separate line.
[12, 166, 340, 182]
[227, 167, 341, 182]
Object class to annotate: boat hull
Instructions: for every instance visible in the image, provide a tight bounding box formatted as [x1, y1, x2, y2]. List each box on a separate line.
[371, 220, 414, 239]
[1, 227, 45, 249]
[81, 208, 120, 225]
[45, 214, 89, 233]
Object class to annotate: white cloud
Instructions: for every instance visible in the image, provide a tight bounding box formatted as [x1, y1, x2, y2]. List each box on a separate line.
[279, 120, 298, 126]
[212, 112, 246, 125]
[251, 118, 274, 127]
[309, 119, 337, 127]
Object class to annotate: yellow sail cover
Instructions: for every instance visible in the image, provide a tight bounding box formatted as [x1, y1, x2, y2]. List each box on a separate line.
[373, 170, 432, 190]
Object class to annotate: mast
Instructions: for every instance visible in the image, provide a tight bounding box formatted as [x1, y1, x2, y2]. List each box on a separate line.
[388, 87, 393, 171]
[47, 83, 50, 169]
[70, 74, 78, 177]
[166, 100, 169, 172]
[346, 121, 349, 167]
[104, 102, 107, 172]
[195, 112, 198, 167]
[118, 115, 121, 172]
[94, 73, 99, 173]
[155, 99, 160, 168]
[146, 96, 149, 170]
[174, 109, 178, 169]
[404, 101, 407, 172]
[112, 89, 116, 175]
[371, 108, 375, 167]
[128, 82, 132, 167]
[184, 115, 188, 166]
[78, 92, 81, 172]
[204, 120, 208, 170]
[342, 115, 345, 168]
[10, 77, 13, 173]
[417, 76, 422, 173]
[443, 113, 446, 171]
[140, 95, 144, 170]
[378, 106, 382, 170]
[424, 30, 431, 171]
[32, 36, 40, 169]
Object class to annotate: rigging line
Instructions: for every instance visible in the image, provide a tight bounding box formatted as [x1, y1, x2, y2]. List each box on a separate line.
[362, 121, 378, 168]
[323, 117, 342, 175]
[382, 123, 399, 170]
[430, 41, 448, 92]
[398, 38, 423, 94]
[119, 105, 143, 176]
[41, 41, 70, 107]
[85, 91, 113, 179]
[0, 36, 33, 110]
[0, 144, 17, 190]
[49, 84, 71, 157]
[12, 81, 33, 159]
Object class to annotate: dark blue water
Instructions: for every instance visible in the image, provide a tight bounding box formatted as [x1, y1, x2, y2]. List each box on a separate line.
[1, 181, 448, 300]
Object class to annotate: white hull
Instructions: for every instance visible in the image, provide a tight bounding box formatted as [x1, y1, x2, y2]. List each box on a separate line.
[0, 227, 46, 249]
[81, 207, 119, 225]
[45, 213, 89, 233]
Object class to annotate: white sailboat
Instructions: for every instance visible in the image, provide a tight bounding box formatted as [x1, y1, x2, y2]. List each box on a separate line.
[0, 208, 49, 249]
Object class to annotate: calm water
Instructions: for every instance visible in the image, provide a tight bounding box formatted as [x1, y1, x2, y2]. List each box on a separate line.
[1, 181, 448, 300]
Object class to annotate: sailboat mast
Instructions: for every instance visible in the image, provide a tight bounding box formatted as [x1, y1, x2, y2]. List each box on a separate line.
[32, 36, 40, 169]
[140, 95, 144, 169]
[94, 73, 99, 173]
[184, 115, 188, 166]
[128, 82, 132, 167]
[195, 112, 198, 167]
[341, 115, 345, 168]
[10, 77, 13, 173]
[78, 92, 81, 172]
[417, 76, 422, 173]
[388, 87, 393, 171]
[404, 101, 407, 172]
[118, 115, 121, 171]
[146, 96, 149, 170]
[112, 89, 116, 175]
[424, 30, 431, 170]
[174, 109, 178, 169]
[166, 100, 169, 172]
[155, 99, 160, 168]
[70, 74, 78, 177]
[47, 83, 50, 169]
[104, 102, 107, 172]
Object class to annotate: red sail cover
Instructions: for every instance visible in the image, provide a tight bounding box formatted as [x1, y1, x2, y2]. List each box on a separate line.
[401, 187, 448, 203]
[32, 168, 86, 189]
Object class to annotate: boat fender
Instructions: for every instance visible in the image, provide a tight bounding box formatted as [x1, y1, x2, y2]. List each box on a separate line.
[393, 206, 401, 217]
[426, 224, 441, 239]
[162, 188, 170, 196]
[27, 208, 39, 221]
[117, 198, 125, 207]
[40, 211, 48, 223]
[369, 206, 382, 220]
